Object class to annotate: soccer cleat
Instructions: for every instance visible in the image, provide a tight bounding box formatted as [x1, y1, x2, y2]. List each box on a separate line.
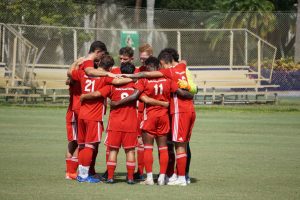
[133, 172, 144, 181]
[167, 178, 187, 186]
[127, 179, 135, 185]
[100, 170, 108, 181]
[140, 179, 154, 185]
[77, 175, 101, 183]
[65, 172, 77, 180]
[157, 175, 166, 186]
[165, 173, 177, 184]
[186, 175, 191, 184]
[106, 179, 114, 184]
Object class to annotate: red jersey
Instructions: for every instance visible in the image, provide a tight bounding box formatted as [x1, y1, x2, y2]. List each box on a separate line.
[71, 69, 113, 121]
[159, 63, 194, 114]
[134, 78, 177, 117]
[79, 60, 94, 70]
[69, 80, 81, 112]
[99, 83, 137, 133]
[137, 65, 147, 113]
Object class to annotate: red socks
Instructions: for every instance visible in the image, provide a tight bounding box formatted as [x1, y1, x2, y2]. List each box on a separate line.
[126, 161, 135, 180]
[66, 157, 78, 173]
[143, 145, 153, 173]
[158, 146, 169, 174]
[107, 160, 117, 180]
[137, 145, 144, 174]
[176, 153, 187, 176]
[78, 147, 94, 167]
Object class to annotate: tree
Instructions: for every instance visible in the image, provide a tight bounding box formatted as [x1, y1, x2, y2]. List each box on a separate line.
[295, 1, 300, 62]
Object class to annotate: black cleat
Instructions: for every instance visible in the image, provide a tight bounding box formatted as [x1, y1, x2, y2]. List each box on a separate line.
[127, 179, 135, 185]
[133, 172, 144, 181]
[100, 170, 108, 181]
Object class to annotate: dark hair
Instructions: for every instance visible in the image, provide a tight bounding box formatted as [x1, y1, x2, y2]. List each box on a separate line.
[89, 41, 107, 53]
[145, 56, 159, 71]
[119, 47, 134, 57]
[120, 62, 135, 74]
[158, 52, 173, 64]
[159, 48, 179, 62]
[99, 55, 115, 71]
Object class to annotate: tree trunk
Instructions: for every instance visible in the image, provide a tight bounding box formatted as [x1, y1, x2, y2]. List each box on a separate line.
[147, 0, 155, 45]
[295, 1, 300, 62]
[135, 0, 143, 27]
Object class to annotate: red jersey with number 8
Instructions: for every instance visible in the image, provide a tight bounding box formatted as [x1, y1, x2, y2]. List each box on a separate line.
[99, 83, 137, 133]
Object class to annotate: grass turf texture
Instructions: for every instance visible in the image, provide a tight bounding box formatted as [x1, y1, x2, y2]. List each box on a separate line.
[0, 102, 299, 200]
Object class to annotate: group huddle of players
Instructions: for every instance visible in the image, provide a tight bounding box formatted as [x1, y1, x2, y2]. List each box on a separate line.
[64, 41, 197, 186]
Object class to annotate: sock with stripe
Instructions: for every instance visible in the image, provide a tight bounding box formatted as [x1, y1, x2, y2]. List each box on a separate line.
[78, 147, 94, 178]
[143, 145, 153, 174]
[176, 153, 187, 176]
[126, 161, 136, 180]
[159, 146, 169, 175]
[107, 160, 117, 180]
[137, 145, 144, 175]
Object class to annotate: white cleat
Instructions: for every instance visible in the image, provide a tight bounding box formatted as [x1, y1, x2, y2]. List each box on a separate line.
[157, 175, 166, 186]
[167, 178, 187, 186]
[165, 173, 177, 184]
[140, 179, 154, 185]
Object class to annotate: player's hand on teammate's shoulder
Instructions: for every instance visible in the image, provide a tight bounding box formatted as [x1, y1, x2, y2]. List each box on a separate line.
[110, 100, 119, 108]
[162, 101, 169, 108]
[80, 94, 86, 102]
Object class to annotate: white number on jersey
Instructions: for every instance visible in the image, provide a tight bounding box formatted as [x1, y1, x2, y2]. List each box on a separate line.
[84, 80, 95, 92]
[154, 83, 163, 95]
[121, 92, 129, 99]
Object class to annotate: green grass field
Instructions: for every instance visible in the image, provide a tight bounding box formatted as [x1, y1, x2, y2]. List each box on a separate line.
[0, 101, 300, 200]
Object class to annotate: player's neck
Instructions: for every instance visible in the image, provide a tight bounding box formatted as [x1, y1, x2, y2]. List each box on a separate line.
[86, 53, 95, 61]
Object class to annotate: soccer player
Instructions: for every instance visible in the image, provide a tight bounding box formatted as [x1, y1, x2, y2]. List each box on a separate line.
[122, 51, 196, 186]
[67, 55, 132, 183]
[111, 56, 194, 185]
[65, 78, 80, 180]
[134, 43, 153, 181]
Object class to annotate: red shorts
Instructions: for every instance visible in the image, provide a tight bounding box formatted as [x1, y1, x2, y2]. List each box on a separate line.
[171, 112, 196, 143]
[66, 109, 78, 142]
[77, 119, 103, 144]
[105, 131, 137, 149]
[142, 115, 170, 137]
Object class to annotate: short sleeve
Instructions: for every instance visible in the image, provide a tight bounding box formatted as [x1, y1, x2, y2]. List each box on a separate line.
[134, 79, 146, 92]
[81, 60, 94, 70]
[159, 68, 172, 79]
[71, 69, 80, 81]
[98, 85, 111, 98]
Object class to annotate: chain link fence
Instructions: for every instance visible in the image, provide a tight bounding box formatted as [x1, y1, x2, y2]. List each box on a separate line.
[0, 2, 299, 98]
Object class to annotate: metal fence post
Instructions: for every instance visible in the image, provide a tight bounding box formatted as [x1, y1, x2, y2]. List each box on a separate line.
[245, 31, 248, 66]
[177, 31, 181, 61]
[230, 30, 234, 70]
[1, 26, 5, 63]
[73, 29, 78, 61]
[12, 37, 18, 87]
[257, 39, 261, 85]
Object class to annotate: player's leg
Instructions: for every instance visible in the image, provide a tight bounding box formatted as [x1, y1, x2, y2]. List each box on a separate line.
[125, 148, 136, 184]
[105, 130, 122, 183]
[186, 142, 191, 184]
[89, 142, 99, 176]
[141, 132, 155, 185]
[65, 110, 79, 180]
[77, 120, 102, 183]
[156, 135, 169, 185]
[106, 147, 119, 183]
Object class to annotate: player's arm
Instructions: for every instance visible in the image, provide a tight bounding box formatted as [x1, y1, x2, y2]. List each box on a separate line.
[67, 59, 82, 77]
[122, 71, 163, 79]
[140, 95, 169, 108]
[85, 67, 116, 78]
[110, 89, 141, 107]
[175, 88, 194, 99]
[111, 77, 133, 85]
[80, 91, 102, 102]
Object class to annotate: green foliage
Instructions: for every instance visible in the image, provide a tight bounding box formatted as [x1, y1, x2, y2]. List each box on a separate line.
[261, 57, 300, 71]
[156, 0, 217, 10]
